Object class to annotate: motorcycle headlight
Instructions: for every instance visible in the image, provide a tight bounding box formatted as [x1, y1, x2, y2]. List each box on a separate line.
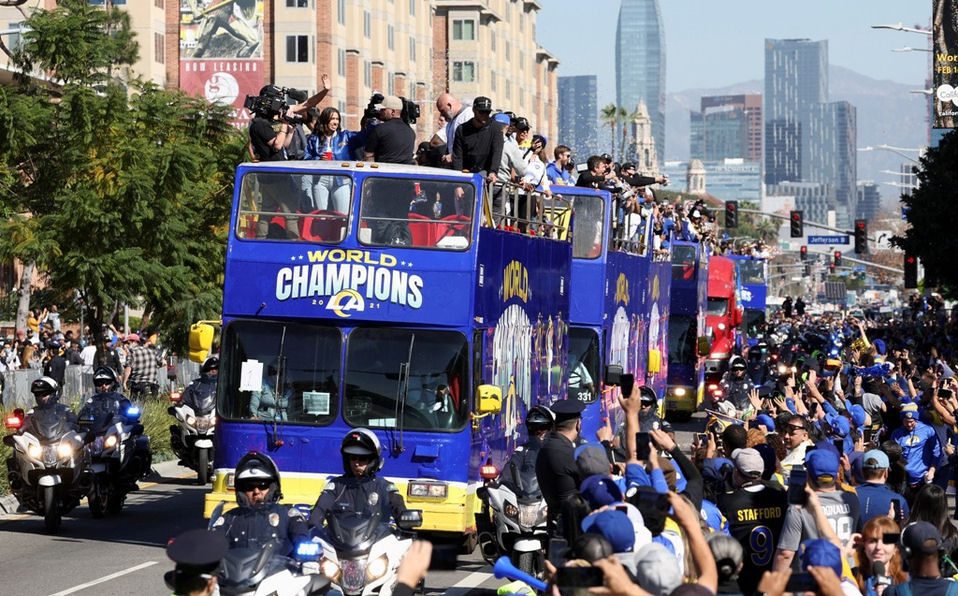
[186, 415, 196, 426]
[57, 442, 74, 459]
[27, 443, 42, 460]
[366, 555, 388, 581]
[518, 504, 540, 528]
[104, 435, 118, 450]
[673, 387, 687, 397]
[504, 503, 519, 520]
[320, 558, 340, 582]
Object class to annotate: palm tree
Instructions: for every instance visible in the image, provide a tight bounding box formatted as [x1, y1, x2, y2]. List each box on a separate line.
[623, 106, 640, 163]
[600, 103, 619, 161]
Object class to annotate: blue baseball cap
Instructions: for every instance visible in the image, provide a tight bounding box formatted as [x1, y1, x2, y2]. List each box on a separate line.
[801, 539, 842, 577]
[806, 448, 839, 480]
[753, 413, 776, 432]
[493, 112, 511, 126]
[579, 474, 624, 509]
[825, 414, 850, 438]
[862, 449, 890, 470]
[873, 339, 887, 355]
[901, 403, 919, 420]
[581, 509, 635, 553]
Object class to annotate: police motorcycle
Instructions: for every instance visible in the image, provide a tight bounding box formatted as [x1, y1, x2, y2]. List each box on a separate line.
[3, 377, 92, 533]
[210, 452, 331, 596]
[312, 430, 423, 596]
[475, 407, 551, 576]
[79, 366, 152, 517]
[168, 356, 217, 484]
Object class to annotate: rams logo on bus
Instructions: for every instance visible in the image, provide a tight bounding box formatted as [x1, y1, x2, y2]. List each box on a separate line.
[326, 289, 365, 318]
[615, 273, 630, 306]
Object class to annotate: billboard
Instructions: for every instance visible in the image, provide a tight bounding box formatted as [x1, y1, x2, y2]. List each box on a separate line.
[934, 0, 958, 128]
[179, 0, 264, 126]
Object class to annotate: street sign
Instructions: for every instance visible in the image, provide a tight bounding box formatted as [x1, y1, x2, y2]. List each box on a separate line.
[807, 235, 849, 245]
[825, 281, 847, 301]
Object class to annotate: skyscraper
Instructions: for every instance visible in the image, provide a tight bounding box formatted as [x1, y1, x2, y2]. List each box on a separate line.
[558, 75, 599, 160]
[690, 94, 763, 162]
[615, 0, 666, 161]
[809, 101, 857, 224]
[764, 39, 828, 185]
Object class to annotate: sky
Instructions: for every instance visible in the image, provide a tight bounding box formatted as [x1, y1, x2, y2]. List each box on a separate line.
[537, 0, 932, 106]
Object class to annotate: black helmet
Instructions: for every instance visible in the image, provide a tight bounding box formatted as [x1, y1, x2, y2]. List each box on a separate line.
[341, 428, 383, 475]
[234, 451, 282, 506]
[201, 356, 219, 374]
[31, 376, 60, 406]
[638, 386, 658, 405]
[525, 405, 555, 434]
[93, 366, 119, 390]
[729, 356, 746, 371]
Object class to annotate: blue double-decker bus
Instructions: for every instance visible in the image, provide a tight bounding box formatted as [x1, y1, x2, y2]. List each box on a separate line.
[562, 187, 671, 438]
[663, 240, 709, 420]
[201, 161, 573, 548]
[729, 255, 768, 344]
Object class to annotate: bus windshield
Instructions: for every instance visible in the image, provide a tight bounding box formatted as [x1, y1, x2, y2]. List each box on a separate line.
[706, 297, 728, 316]
[237, 171, 353, 242]
[359, 177, 475, 250]
[567, 327, 600, 402]
[738, 260, 766, 284]
[744, 309, 766, 337]
[671, 245, 697, 280]
[569, 195, 604, 259]
[219, 320, 341, 425]
[344, 328, 469, 432]
[668, 314, 698, 365]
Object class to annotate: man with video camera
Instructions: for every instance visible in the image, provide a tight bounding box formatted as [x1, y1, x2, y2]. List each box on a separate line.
[248, 74, 330, 163]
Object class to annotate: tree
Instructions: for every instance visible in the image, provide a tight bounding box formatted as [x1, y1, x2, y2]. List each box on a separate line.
[600, 103, 618, 161]
[0, 0, 244, 357]
[893, 130, 958, 293]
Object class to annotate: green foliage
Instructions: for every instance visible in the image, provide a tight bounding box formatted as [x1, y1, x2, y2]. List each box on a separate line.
[0, 1, 245, 352]
[894, 130, 958, 295]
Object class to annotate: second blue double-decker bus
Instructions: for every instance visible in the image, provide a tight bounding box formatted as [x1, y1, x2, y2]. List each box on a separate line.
[663, 240, 709, 420]
[729, 254, 768, 344]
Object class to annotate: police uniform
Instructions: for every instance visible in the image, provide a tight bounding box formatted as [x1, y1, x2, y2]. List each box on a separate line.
[535, 399, 585, 533]
[164, 528, 228, 595]
[211, 502, 308, 556]
[310, 475, 407, 529]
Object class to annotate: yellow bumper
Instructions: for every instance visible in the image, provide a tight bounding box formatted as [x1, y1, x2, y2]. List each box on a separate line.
[205, 470, 479, 534]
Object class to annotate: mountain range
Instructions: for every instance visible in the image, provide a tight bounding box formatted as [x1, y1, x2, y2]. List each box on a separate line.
[664, 65, 929, 206]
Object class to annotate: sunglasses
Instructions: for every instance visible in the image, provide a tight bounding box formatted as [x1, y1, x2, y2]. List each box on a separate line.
[349, 455, 373, 463]
[786, 425, 805, 434]
[640, 401, 655, 407]
[239, 480, 271, 491]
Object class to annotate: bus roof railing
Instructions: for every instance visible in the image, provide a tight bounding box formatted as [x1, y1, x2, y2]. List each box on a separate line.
[483, 181, 572, 243]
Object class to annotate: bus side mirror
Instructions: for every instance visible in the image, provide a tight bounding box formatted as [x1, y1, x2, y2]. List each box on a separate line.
[604, 364, 623, 386]
[188, 323, 215, 363]
[475, 385, 502, 415]
[697, 337, 711, 357]
[647, 349, 661, 374]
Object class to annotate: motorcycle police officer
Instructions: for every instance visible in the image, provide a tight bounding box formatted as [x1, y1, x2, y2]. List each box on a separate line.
[29, 376, 76, 422]
[720, 356, 754, 413]
[309, 428, 408, 529]
[497, 405, 555, 491]
[181, 356, 218, 412]
[78, 366, 135, 428]
[210, 451, 308, 556]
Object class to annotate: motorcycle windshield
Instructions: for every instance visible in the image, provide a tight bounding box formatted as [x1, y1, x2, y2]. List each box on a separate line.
[78, 399, 120, 434]
[325, 504, 386, 553]
[514, 466, 542, 500]
[189, 388, 216, 416]
[28, 408, 72, 443]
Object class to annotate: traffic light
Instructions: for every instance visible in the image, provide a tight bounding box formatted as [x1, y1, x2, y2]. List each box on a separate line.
[833, 251, 842, 268]
[800, 245, 807, 261]
[854, 219, 868, 254]
[725, 201, 738, 228]
[790, 210, 803, 238]
[904, 253, 918, 289]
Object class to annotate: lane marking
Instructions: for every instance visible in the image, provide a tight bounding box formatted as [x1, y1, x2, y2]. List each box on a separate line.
[48, 560, 158, 596]
[450, 570, 494, 589]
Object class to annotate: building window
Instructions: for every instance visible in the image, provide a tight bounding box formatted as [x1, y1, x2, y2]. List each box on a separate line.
[506, 81, 511, 100]
[452, 61, 475, 83]
[388, 74, 394, 96]
[155, 0, 164, 8]
[452, 19, 475, 41]
[337, 48, 346, 76]
[364, 61, 372, 87]
[506, 41, 511, 61]
[408, 37, 416, 61]
[286, 0, 309, 6]
[338, 100, 346, 115]
[491, 71, 496, 92]
[364, 11, 371, 38]
[490, 30, 496, 52]
[154, 32, 165, 64]
[409, 0, 415, 16]
[286, 35, 309, 63]
[7, 22, 23, 54]
[388, 26, 394, 50]
[337, 0, 346, 25]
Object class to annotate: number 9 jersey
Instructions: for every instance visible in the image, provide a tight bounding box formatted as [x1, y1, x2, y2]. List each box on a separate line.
[717, 482, 788, 595]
